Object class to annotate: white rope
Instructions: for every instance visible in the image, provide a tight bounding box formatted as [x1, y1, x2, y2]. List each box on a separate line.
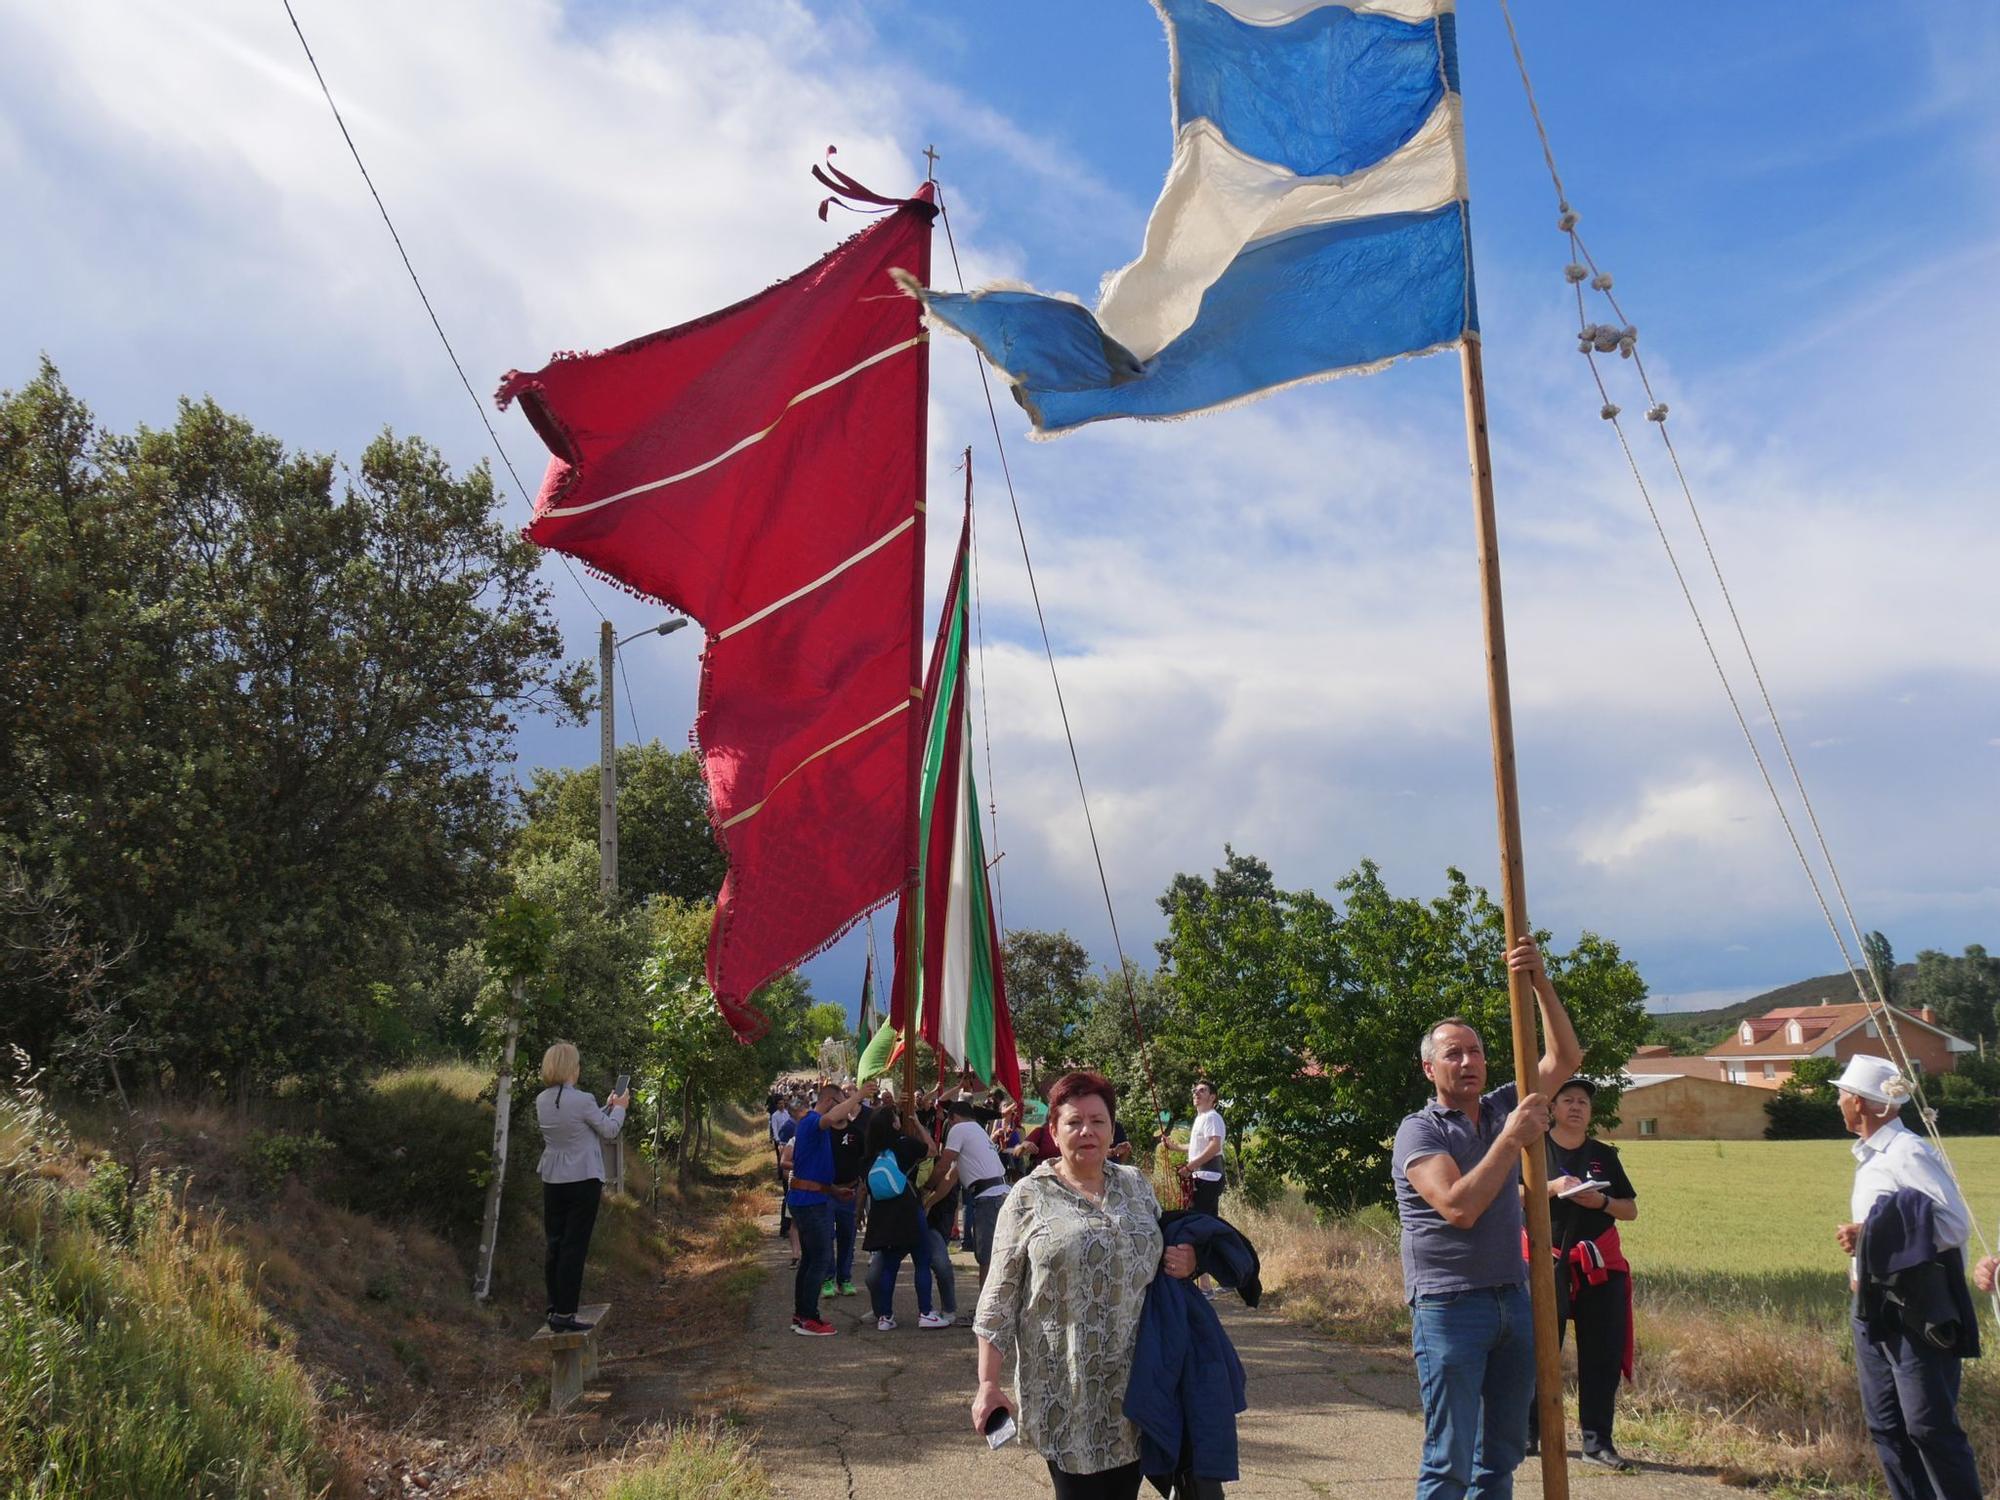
[1497, 0, 1995, 1279]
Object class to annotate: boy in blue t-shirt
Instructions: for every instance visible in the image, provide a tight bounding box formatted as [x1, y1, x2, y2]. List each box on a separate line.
[784, 1081, 865, 1335]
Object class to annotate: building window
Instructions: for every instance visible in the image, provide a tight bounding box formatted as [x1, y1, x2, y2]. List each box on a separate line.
[1740, 1022, 1754, 1044]
[1728, 1067, 1745, 1083]
[1786, 1021, 1803, 1044]
[1865, 1021, 1878, 1038]
[1763, 1062, 1777, 1079]
[1639, 1119, 1658, 1137]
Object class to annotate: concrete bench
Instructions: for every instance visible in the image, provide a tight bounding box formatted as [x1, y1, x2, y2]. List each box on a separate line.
[529, 1303, 609, 1414]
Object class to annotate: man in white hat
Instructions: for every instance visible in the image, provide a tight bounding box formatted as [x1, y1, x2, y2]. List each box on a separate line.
[1831, 1055, 1983, 1500]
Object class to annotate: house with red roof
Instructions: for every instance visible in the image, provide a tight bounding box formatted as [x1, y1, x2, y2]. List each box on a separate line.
[1700, 999, 1973, 1089]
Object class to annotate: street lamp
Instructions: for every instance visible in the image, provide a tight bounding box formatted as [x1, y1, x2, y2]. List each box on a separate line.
[600, 617, 692, 897]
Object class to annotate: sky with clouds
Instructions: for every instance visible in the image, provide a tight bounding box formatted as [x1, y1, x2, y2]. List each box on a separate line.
[5, 2, 1997, 1019]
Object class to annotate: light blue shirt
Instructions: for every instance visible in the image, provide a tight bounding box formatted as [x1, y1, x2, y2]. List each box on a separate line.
[535, 1085, 625, 1184]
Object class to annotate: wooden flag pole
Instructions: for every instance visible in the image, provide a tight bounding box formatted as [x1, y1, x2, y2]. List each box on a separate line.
[898, 169, 939, 1118]
[1459, 333, 1569, 1500]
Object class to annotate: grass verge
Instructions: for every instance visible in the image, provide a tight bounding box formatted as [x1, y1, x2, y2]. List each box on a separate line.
[0, 1067, 327, 1499]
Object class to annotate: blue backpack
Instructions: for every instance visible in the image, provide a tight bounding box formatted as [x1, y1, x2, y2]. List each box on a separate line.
[867, 1148, 908, 1200]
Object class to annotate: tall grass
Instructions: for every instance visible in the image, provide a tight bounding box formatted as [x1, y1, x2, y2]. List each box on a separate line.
[0, 1065, 326, 1498]
[596, 1423, 772, 1500]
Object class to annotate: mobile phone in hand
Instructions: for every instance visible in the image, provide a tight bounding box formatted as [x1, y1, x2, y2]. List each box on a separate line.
[613, 1073, 631, 1098]
[983, 1407, 1016, 1449]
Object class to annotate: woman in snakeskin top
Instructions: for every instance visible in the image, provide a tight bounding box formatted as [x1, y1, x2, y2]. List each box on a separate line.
[971, 1071, 1196, 1499]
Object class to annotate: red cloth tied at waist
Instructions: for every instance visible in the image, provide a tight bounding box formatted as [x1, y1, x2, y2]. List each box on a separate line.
[1522, 1224, 1635, 1380]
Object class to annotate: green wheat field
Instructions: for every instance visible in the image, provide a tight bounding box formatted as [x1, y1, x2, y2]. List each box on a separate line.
[1614, 1137, 2000, 1323]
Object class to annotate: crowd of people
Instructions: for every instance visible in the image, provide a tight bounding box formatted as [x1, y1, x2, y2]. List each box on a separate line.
[538, 933, 1998, 1500]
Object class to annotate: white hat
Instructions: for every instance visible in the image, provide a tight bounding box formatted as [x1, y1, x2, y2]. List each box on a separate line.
[1834, 1055, 1911, 1107]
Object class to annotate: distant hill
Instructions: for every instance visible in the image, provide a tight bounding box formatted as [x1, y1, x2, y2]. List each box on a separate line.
[1648, 963, 1919, 1055]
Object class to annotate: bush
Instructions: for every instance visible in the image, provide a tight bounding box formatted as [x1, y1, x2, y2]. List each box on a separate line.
[244, 1130, 335, 1194]
[1763, 1088, 1844, 1139]
[323, 1065, 531, 1243]
[1932, 1097, 2000, 1135]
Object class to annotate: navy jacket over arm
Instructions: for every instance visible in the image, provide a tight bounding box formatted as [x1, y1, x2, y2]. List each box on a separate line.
[1124, 1213, 1255, 1485]
[1857, 1187, 1980, 1357]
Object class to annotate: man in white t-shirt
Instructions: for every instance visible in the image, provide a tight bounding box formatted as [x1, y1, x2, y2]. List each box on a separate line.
[1184, 1081, 1227, 1217]
[927, 1098, 1012, 1283]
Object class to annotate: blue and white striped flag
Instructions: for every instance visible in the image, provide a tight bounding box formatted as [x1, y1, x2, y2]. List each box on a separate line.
[911, 0, 1472, 435]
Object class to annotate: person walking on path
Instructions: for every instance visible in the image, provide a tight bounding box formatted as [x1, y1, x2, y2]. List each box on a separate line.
[824, 1085, 871, 1300]
[1391, 938, 1580, 1500]
[1526, 1076, 1639, 1472]
[533, 1042, 628, 1332]
[931, 1097, 1012, 1284]
[862, 1099, 952, 1331]
[1834, 1055, 1984, 1500]
[971, 1070, 1198, 1500]
[786, 1081, 866, 1337]
[1180, 1082, 1226, 1217]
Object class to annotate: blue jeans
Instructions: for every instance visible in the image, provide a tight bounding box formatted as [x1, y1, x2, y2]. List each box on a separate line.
[920, 1225, 957, 1314]
[1410, 1284, 1534, 1500]
[969, 1190, 1005, 1275]
[832, 1199, 857, 1286]
[867, 1233, 934, 1319]
[1852, 1315, 1982, 1500]
[791, 1200, 833, 1322]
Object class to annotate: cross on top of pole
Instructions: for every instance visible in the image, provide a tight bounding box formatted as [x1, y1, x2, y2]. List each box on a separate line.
[923, 143, 939, 181]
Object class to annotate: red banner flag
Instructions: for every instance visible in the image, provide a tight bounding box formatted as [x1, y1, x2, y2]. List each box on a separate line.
[498, 190, 936, 1039]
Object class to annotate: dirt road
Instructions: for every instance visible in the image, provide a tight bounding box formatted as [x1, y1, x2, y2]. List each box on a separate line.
[724, 1214, 1738, 1499]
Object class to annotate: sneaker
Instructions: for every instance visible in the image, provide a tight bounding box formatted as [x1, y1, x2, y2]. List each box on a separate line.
[876, 1315, 897, 1332]
[822, 1279, 838, 1298]
[918, 1311, 952, 1329]
[839, 1281, 859, 1297]
[1580, 1448, 1635, 1473]
[792, 1317, 835, 1337]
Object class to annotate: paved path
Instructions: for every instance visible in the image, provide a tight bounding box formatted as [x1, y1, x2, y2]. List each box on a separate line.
[722, 1214, 1736, 1499]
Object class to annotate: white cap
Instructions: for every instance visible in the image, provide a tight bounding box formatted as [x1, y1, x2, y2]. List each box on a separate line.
[1834, 1054, 1911, 1107]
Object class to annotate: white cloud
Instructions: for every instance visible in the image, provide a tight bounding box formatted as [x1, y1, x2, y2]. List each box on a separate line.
[1574, 772, 1765, 870]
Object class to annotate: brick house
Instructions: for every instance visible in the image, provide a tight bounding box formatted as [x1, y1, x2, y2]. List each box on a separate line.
[1622, 1044, 1716, 1079]
[1599, 1073, 1770, 1141]
[1701, 1000, 1973, 1089]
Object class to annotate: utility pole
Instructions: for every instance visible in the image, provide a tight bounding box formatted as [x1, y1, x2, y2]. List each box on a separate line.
[600, 620, 617, 899]
[599, 617, 691, 901]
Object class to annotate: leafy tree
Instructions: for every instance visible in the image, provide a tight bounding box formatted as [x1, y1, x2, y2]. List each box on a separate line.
[1074, 959, 1200, 1150]
[640, 897, 816, 1177]
[516, 741, 727, 907]
[1003, 928, 1095, 1089]
[485, 843, 655, 1091]
[1908, 946, 2000, 1050]
[1861, 931, 1897, 1005]
[1151, 853, 1651, 1211]
[803, 1002, 851, 1054]
[0, 363, 590, 1097]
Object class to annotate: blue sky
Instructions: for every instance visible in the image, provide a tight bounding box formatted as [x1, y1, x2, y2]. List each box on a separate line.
[4, 2, 1997, 1022]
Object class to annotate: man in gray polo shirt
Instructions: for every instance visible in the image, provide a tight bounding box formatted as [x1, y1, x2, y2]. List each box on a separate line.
[1392, 937, 1581, 1500]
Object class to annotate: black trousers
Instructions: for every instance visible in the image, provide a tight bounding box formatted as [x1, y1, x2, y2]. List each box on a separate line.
[1527, 1269, 1628, 1454]
[1047, 1459, 1142, 1500]
[543, 1177, 602, 1316]
[1853, 1315, 1984, 1500]
[1189, 1176, 1223, 1216]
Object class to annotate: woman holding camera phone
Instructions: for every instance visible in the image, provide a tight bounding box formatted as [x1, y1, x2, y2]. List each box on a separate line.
[971, 1071, 1196, 1499]
[533, 1042, 628, 1332]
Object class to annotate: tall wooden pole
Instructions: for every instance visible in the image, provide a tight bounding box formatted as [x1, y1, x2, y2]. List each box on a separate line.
[897, 179, 937, 1117]
[599, 619, 617, 899]
[1460, 334, 1568, 1498]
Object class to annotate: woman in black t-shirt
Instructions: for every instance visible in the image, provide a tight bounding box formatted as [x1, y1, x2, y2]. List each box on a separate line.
[860, 1103, 950, 1330]
[1527, 1076, 1640, 1472]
